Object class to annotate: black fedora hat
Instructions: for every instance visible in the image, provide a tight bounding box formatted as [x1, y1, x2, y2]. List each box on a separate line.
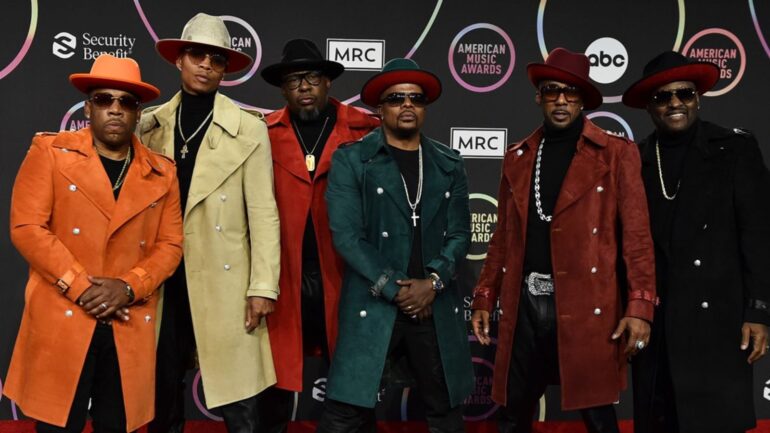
[261, 39, 344, 87]
[622, 51, 719, 108]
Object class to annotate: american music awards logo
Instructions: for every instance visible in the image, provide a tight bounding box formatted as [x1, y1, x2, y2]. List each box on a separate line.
[681, 28, 745, 97]
[467, 193, 498, 261]
[448, 23, 515, 93]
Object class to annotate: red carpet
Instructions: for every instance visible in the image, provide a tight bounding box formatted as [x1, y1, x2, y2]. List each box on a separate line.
[0, 421, 769, 432]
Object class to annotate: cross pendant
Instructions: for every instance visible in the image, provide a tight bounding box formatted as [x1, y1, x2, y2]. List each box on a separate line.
[411, 210, 420, 227]
[180, 144, 188, 160]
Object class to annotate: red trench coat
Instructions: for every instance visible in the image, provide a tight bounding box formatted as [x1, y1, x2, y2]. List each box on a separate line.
[4, 128, 183, 431]
[472, 118, 657, 410]
[265, 99, 379, 391]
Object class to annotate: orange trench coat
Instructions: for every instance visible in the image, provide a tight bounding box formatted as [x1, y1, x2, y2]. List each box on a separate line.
[3, 128, 183, 431]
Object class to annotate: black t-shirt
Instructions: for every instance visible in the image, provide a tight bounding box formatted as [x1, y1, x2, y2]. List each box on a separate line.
[291, 104, 338, 265]
[99, 151, 132, 199]
[387, 144, 424, 279]
[174, 89, 216, 212]
[523, 116, 582, 275]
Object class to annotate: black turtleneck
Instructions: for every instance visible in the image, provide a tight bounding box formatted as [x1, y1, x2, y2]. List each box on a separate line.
[291, 102, 338, 265]
[175, 89, 216, 212]
[523, 115, 583, 275]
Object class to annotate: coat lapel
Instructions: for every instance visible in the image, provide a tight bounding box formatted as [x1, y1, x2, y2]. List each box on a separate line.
[419, 138, 453, 228]
[553, 123, 610, 217]
[268, 107, 312, 184]
[139, 92, 181, 157]
[505, 131, 539, 224]
[361, 129, 411, 221]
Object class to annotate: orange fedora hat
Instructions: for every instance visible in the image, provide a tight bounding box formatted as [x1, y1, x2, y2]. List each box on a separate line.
[69, 54, 160, 102]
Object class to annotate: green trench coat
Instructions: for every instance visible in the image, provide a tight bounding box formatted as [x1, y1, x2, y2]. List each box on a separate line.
[325, 128, 474, 408]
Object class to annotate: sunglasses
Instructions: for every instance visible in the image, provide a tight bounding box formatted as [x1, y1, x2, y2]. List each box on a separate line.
[89, 93, 140, 110]
[650, 87, 697, 107]
[539, 85, 582, 103]
[282, 71, 323, 90]
[183, 46, 228, 72]
[380, 92, 428, 107]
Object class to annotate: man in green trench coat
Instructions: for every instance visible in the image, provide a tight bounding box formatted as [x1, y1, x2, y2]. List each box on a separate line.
[316, 58, 473, 433]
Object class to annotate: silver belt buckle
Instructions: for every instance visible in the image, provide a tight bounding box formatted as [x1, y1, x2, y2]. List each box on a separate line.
[527, 272, 554, 296]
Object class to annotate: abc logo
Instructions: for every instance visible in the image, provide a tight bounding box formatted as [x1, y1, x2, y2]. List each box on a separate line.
[53, 32, 77, 59]
[585, 37, 628, 84]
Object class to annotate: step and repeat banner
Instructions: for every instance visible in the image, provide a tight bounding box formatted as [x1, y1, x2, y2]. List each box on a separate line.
[2, 0, 770, 424]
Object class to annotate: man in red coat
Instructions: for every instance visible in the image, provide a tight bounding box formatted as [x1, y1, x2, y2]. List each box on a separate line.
[258, 39, 380, 432]
[470, 48, 658, 433]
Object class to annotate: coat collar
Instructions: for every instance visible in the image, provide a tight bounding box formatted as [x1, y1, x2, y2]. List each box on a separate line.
[142, 91, 243, 145]
[639, 119, 719, 165]
[513, 116, 609, 152]
[358, 127, 459, 174]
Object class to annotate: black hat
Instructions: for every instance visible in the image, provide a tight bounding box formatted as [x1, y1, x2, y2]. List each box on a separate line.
[622, 51, 719, 108]
[261, 39, 344, 87]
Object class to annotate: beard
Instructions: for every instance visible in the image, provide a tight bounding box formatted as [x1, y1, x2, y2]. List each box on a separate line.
[297, 106, 321, 121]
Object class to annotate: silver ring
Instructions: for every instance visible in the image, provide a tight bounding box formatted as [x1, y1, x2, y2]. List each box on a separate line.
[411, 314, 417, 319]
[635, 340, 645, 350]
[100, 302, 108, 311]
[406, 305, 412, 310]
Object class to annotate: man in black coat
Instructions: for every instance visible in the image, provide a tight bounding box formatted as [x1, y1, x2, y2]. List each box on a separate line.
[622, 51, 770, 433]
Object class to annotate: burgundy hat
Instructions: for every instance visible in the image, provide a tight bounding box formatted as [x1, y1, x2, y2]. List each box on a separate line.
[622, 51, 719, 108]
[527, 47, 602, 110]
[360, 58, 441, 107]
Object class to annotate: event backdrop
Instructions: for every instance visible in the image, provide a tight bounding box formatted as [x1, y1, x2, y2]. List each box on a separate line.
[2, 0, 770, 423]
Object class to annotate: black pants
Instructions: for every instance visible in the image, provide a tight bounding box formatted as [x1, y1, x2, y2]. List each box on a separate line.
[36, 324, 129, 433]
[498, 284, 619, 433]
[148, 262, 196, 433]
[316, 314, 464, 433]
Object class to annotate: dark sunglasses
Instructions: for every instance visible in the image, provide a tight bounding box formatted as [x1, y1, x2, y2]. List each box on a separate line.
[380, 92, 428, 107]
[650, 87, 697, 107]
[183, 46, 228, 72]
[282, 71, 323, 90]
[89, 93, 140, 110]
[539, 85, 582, 103]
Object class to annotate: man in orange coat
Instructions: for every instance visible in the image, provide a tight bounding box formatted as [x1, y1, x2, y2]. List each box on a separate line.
[3, 54, 183, 433]
[257, 39, 379, 431]
[470, 48, 657, 433]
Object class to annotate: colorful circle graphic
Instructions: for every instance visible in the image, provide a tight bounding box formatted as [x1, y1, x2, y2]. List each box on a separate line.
[448, 23, 516, 93]
[586, 111, 635, 141]
[60, 101, 86, 132]
[0, 0, 38, 80]
[749, 0, 770, 59]
[192, 370, 224, 421]
[681, 28, 746, 97]
[219, 15, 262, 87]
[467, 193, 499, 261]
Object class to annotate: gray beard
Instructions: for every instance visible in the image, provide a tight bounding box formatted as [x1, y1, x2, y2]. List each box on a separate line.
[298, 107, 321, 121]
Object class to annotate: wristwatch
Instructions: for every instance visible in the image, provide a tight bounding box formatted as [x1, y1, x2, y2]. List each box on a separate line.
[429, 272, 444, 293]
[124, 284, 135, 305]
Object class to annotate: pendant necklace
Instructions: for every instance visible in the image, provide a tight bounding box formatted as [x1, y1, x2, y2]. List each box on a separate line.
[399, 145, 423, 227]
[292, 116, 329, 172]
[177, 102, 213, 160]
[655, 140, 680, 200]
[533, 138, 552, 222]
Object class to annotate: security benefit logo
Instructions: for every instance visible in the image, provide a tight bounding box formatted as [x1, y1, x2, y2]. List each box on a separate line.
[326, 39, 385, 71]
[585, 37, 628, 84]
[467, 193, 498, 261]
[449, 23, 515, 92]
[451, 128, 507, 159]
[52, 31, 136, 60]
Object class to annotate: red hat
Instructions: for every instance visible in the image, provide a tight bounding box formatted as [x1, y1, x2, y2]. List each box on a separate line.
[360, 58, 441, 107]
[622, 51, 719, 108]
[526, 48, 602, 110]
[69, 54, 160, 102]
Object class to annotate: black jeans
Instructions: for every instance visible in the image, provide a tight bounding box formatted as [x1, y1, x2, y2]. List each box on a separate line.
[498, 284, 619, 433]
[148, 262, 196, 433]
[36, 324, 129, 433]
[317, 314, 464, 433]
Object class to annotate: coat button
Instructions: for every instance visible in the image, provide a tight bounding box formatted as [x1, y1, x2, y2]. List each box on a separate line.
[145, 315, 152, 322]
[382, 231, 389, 238]
[502, 267, 507, 273]
[65, 309, 73, 317]
[702, 224, 708, 230]
[693, 259, 702, 267]
[220, 194, 227, 201]
[139, 240, 146, 247]
[445, 191, 450, 198]
[516, 149, 524, 156]
[454, 307, 459, 314]
[376, 187, 384, 195]
[499, 309, 504, 315]
[215, 225, 222, 232]
[592, 227, 598, 235]
[594, 308, 602, 316]
[72, 227, 80, 235]
[61, 148, 69, 153]
[68, 184, 77, 192]
[149, 202, 158, 208]
[596, 186, 604, 193]
[701, 301, 709, 309]
[591, 266, 598, 274]
[359, 310, 367, 318]
[224, 264, 231, 271]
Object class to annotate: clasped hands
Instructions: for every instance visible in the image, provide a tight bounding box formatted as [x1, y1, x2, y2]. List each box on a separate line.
[76, 276, 132, 323]
[395, 278, 435, 321]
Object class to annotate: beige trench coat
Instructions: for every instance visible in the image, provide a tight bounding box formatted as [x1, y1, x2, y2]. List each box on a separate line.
[138, 92, 280, 408]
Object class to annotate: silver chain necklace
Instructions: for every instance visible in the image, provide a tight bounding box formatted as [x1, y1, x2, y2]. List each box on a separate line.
[655, 140, 680, 200]
[533, 138, 552, 222]
[399, 145, 423, 227]
[177, 102, 213, 160]
[291, 116, 329, 172]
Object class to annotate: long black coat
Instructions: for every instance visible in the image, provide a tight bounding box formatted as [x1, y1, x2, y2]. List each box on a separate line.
[633, 121, 770, 433]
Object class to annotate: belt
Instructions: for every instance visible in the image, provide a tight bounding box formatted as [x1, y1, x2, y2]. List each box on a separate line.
[525, 272, 554, 296]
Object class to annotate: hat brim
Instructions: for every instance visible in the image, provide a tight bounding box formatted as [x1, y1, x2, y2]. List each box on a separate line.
[527, 63, 603, 110]
[360, 70, 442, 107]
[69, 74, 160, 103]
[156, 39, 253, 74]
[260, 60, 344, 87]
[622, 63, 720, 108]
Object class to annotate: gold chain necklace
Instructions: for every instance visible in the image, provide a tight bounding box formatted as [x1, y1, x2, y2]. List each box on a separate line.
[655, 140, 680, 200]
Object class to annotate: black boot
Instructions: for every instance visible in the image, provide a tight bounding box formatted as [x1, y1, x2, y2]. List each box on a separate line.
[580, 404, 620, 433]
[220, 396, 259, 433]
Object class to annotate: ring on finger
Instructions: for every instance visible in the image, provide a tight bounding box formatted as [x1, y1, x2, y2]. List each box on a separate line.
[99, 302, 108, 311]
[635, 340, 645, 350]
